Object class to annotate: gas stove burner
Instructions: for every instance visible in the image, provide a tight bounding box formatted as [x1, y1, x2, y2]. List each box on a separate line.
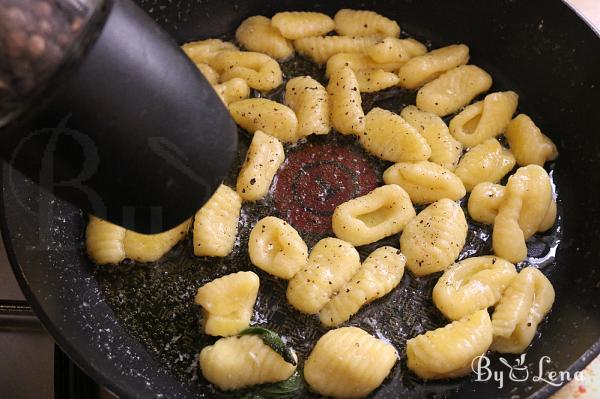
[273, 141, 379, 234]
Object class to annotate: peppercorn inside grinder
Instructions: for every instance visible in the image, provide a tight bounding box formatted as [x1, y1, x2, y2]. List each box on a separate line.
[0, 0, 237, 233]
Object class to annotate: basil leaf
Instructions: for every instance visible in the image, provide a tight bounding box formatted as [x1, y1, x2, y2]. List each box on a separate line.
[239, 326, 296, 366]
[240, 372, 304, 399]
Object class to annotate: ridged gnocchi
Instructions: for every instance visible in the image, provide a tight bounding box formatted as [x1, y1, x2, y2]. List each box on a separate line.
[467, 182, 506, 224]
[397, 44, 470, 89]
[355, 69, 400, 93]
[286, 238, 360, 314]
[416, 65, 492, 117]
[505, 114, 558, 166]
[212, 78, 250, 105]
[304, 327, 398, 398]
[491, 267, 555, 353]
[332, 184, 416, 246]
[228, 98, 300, 143]
[285, 76, 330, 136]
[199, 334, 296, 390]
[86, 216, 190, 264]
[193, 185, 242, 257]
[236, 131, 285, 201]
[449, 91, 519, 147]
[327, 66, 365, 135]
[235, 16, 293, 60]
[325, 52, 403, 78]
[209, 50, 282, 91]
[271, 11, 335, 40]
[319, 246, 405, 327]
[195, 271, 259, 336]
[294, 35, 378, 64]
[401, 105, 463, 170]
[367, 37, 427, 64]
[400, 199, 468, 276]
[334, 9, 400, 38]
[360, 107, 431, 162]
[248, 216, 308, 279]
[406, 310, 493, 380]
[383, 161, 466, 204]
[181, 39, 238, 64]
[454, 138, 516, 192]
[432, 256, 517, 320]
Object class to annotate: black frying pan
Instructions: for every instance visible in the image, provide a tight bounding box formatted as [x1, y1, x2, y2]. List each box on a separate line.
[2, 0, 600, 398]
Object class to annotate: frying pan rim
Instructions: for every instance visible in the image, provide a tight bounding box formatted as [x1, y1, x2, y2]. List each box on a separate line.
[2, 0, 600, 396]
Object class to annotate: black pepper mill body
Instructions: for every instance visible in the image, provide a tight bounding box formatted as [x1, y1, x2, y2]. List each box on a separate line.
[0, 0, 237, 233]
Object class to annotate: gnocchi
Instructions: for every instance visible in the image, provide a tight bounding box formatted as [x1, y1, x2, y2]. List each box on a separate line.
[271, 11, 335, 40]
[304, 327, 398, 398]
[367, 37, 427, 64]
[397, 44, 470, 89]
[294, 35, 378, 64]
[401, 105, 463, 170]
[332, 184, 416, 246]
[454, 138, 516, 192]
[400, 199, 468, 276]
[325, 52, 403, 78]
[467, 182, 506, 224]
[383, 161, 466, 204]
[406, 310, 493, 380]
[212, 78, 250, 105]
[286, 238, 360, 314]
[285, 76, 330, 136]
[334, 9, 401, 38]
[195, 271, 259, 336]
[235, 16, 293, 60]
[199, 334, 296, 390]
[491, 267, 555, 353]
[181, 39, 238, 64]
[416, 65, 493, 117]
[248, 216, 308, 279]
[195, 62, 219, 85]
[319, 246, 405, 327]
[449, 91, 519, 147]
[327, 66, 365, 135]
[505, 114, 558, 166]
[209, 50, 282, 91]
[228, 98, 300, 143]
[236, 131, 285, 201]
[432, 256, 517, 320]
[193, 185, 242, 257]
[360, 107, 431, 162]
[355, 69, 400, 93]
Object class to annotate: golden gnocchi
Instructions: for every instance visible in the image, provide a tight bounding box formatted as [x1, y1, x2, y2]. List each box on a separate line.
[367, 37, 427, 64]
[235, 15, 293, 60]
[432, 256, 517, 320]
[505, 114, 558, 166]
[332, 184, 416, 246]
[400, 199, 468, 276]
[325, 52, 403, 78]
[271, 11, 335, 40]
[195, 62, 219, 84]
[406, 310, 493, 380]
[294, 35, 378, 64]
[236, 131, 285, 201]
[193, 185, 242, 257]
[212, 78, 250, 105]
[449, 91, 519, 147]
[195, 271, 259, 336]
[355, 69, 400, 93]
[360, 107, 431, 162]
[327, 66, 365, 135]
[286, 238, 360, 314]
[467, 182, 506, 224]
[334, 9, 400, 38]
[416, 65, 492, 117]
[285, 76, 330, 136]
[454, 138, 516, 192]
[248, 216, 308, 280]
[401, 105, 463, 170]
[397, 44, 470, 89]
[228, 98, 300, 143]
[491, 267, 555, 353]
[209, 50, 282, 91]
[181, 39, 238, 64]
[319, 246, 405, 327]
[383, 161, 466, 205]
[304, 327, 398, 398]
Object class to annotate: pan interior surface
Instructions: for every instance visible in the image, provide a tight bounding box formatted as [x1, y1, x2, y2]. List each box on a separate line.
[1, 1, 599, 398]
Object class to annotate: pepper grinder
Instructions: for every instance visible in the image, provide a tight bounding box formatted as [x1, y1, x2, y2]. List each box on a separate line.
[0, 0, 237, 233]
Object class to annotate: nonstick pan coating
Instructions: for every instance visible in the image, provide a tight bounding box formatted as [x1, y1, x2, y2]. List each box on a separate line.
[2, 0, 600, 398]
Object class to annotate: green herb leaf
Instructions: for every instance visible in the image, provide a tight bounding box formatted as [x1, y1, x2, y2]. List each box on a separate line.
[240, 372, 304, 399]
[239, 326, 296, 365]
